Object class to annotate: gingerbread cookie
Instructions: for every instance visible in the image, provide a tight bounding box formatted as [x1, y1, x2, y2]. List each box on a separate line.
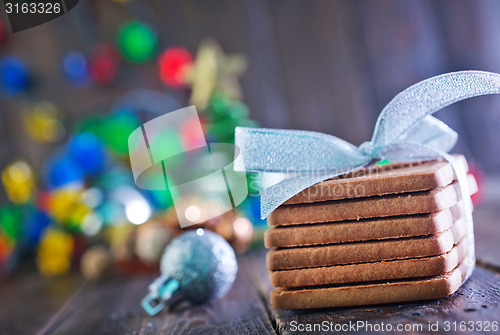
[285, 156, 467, 205]
[270, 260, 468, 309]
[269, 237, 466, 287]
[267, 218, 466, 270]
[265, 201, 464, 248]
[269, 181, 461, 226]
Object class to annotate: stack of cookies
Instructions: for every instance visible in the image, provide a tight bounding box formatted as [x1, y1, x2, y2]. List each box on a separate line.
[265, 156, 476, 310]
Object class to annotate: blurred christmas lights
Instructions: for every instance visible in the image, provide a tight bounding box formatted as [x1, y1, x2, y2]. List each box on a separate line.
[117, 21, 158, 64]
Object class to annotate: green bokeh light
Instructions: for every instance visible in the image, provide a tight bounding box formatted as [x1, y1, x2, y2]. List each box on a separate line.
[117, 21, 158, 64]
[0, 206, 23, 243]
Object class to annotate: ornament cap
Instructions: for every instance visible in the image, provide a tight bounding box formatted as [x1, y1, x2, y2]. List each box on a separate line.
[141, 274, 182, 316]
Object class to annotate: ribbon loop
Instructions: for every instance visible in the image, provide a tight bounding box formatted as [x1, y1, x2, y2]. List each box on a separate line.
[372, 71, 500, 147]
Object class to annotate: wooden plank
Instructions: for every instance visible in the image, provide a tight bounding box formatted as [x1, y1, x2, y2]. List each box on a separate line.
[0, 269, 84, 335]
[247, 247, 500, 335]
[267, 0, 374, 145]
[42, 254, 276, 335]
[245, 0, 292, 128]
[154, 0, 290, 129]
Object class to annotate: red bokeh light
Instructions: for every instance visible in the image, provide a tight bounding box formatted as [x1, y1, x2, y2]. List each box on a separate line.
[158, 47, 193, 87]
[89, 45, 120, 85]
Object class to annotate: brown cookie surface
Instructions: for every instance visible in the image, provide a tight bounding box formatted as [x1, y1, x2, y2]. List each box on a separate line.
[269, 181, 461, 226]
[285, 156, 467, 205]
[265, 201, 464, 248]
[267, 218, 467, 270]
[269, 237, 467, 288]
[270, 260, 468, 310]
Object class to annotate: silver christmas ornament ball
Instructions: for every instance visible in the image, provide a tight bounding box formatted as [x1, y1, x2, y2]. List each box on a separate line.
[142, 229, 238, 315]
[160, 229, 238, 303]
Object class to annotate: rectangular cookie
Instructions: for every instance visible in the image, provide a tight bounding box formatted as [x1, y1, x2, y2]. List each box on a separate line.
[265, 201, 464, 248]
[284, 155, 467, 205]
[269, 237, 467, 288]
[269, 181, 461, 226]
[270, 260, 468, 309]
[267, 218, 466, 270]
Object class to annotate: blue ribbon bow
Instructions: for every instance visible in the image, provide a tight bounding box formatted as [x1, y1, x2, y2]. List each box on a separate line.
[235, 70, 500, 280]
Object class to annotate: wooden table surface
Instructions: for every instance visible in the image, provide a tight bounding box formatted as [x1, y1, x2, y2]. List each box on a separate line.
[1, 181, 500, 335]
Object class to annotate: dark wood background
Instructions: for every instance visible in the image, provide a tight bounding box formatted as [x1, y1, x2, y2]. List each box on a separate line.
[1, 2, 500, 333]
[1, 0, 500, 178]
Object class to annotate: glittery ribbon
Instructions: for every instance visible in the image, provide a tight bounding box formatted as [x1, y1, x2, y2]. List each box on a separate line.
[235, 70, 500, 280]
